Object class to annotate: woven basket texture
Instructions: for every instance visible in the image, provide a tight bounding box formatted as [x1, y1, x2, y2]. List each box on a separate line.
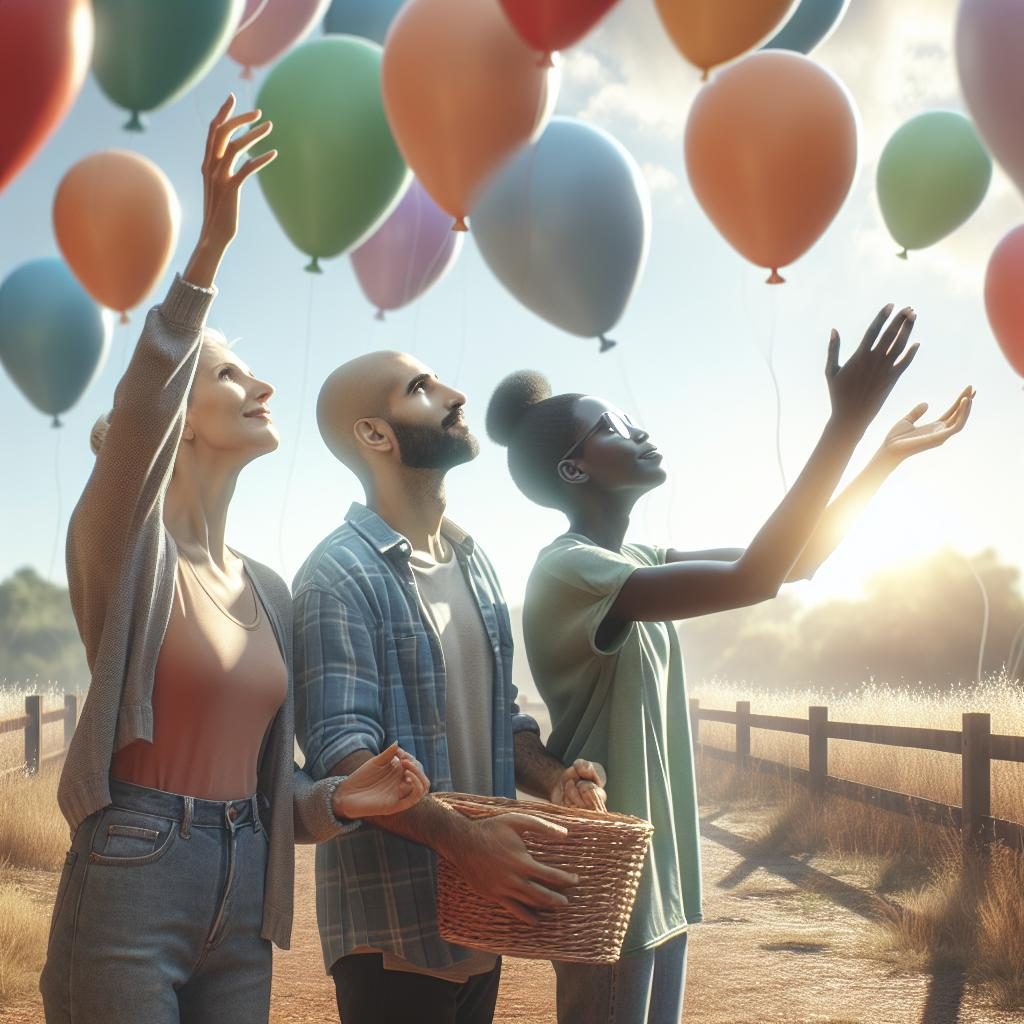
[434, 793, 654, 964]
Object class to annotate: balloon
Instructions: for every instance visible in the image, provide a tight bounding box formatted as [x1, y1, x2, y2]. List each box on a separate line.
[956, 0, 1024, 197]
[228, 0, 330, 78]
[382, 0, 558, 230]
[0, 260, 113, 426]
[0, 0, 93, 193]
[322, 0, 406, 43]
[251, 38, 410, 271]
[684, 51, 857, 283]
[876, 111, 991, 258]
[762, 0, 849, 54]
[472, 117, 650, 352]
[53, 151, 181, 323]
[497, 0, 621, 65]
[351, 179, 464, 318]
[984, 225, 1024, 378]
[655, 0, 799, 78]
[91, 0, 245, 130]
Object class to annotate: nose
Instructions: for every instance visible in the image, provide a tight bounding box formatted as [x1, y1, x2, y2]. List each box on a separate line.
[630, 424, 649, 443]
[444, 384, 467, 409]
[254, 377, 274, 402]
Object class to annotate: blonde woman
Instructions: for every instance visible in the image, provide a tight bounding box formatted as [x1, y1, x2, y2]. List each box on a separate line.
[40, 97, 429, 1024]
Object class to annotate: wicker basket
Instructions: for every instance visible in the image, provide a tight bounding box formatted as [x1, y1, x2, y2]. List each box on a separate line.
[434, 792, 654, 964]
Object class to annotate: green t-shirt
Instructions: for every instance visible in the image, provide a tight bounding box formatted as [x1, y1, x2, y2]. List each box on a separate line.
[523, 534, 703, 953]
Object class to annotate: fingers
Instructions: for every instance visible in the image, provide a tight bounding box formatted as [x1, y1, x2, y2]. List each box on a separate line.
[233, 149, 277, 185]
[856, 303, 895, 354]
[825, 328, 840, 379]
[579, 781, 607, 812]
[882, 309, 916, 362]
[522, 854, 579, 891]
[505, 813, 569, 841]
[204, 95, 236, 165]
[572, 759, 607, 788]
[497, 896, 539, 926]
[939, 386, 975, 423]
[212, 108, 264, 161]
[512, 878, 571, 909]
[224, 120, 273, 168]
[902, 402, 929, 425]
[892, 341, 920, 377]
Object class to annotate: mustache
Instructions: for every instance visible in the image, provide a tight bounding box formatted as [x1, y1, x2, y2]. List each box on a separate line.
[442, 408, 465, 429]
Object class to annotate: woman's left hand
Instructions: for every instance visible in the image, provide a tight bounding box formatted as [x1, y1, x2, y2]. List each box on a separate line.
[332, 743, 430, 820]
[878, 385, 975, 464]
[550, 758, 608, 812]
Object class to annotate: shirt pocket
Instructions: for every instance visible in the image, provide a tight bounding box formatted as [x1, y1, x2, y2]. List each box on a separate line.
[89, 808, 178, 867]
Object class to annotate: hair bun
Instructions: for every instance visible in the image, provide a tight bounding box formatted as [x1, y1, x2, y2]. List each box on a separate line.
[486, 371, 552, 447]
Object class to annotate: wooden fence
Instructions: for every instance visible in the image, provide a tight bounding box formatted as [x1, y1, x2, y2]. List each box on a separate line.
[0, 694, 78, 778]
[690, 699, 1024, 853]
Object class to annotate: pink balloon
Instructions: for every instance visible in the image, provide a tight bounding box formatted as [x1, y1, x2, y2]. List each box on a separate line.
[351, 179, 464, 318]
[984, 224, 1024, 378]
[956, 0, 1024, 196]
[228, 0, 330, 77]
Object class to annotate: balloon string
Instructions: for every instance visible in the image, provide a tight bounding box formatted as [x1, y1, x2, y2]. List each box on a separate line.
[613, 346, 657, 540]
[454, 253, 470, 387]
[761, 286, 787, 494]
[277, 274, 316, 577]
[1008, 620, 1024, 681]
[235, 0, 271, 36]
[965, 554, 990, 685]
[48, 428, 63, 582]
[400, 185, 426, 313]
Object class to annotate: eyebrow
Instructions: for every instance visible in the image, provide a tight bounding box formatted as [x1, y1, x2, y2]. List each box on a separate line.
[405, 372, 434, 395]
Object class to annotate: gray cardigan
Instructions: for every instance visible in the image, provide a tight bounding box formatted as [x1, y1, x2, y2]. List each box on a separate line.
[60, 274, 347, 950]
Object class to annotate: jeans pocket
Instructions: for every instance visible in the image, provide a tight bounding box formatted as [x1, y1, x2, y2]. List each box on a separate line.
[48, 850, 78, 942]
[89, 808, 177, 866]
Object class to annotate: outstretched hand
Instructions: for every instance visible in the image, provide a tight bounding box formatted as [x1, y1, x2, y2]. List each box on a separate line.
[879, 385, 975, 464]
[332, 743, 430, 821]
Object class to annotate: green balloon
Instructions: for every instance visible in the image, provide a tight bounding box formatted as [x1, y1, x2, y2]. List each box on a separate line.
[252, 38, 410, 272]
[876, 110, 992, 257]
[92, 0, 245, 130]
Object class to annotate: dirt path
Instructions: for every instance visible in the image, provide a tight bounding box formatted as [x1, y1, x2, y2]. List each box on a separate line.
[6, 806, 1022, 1023]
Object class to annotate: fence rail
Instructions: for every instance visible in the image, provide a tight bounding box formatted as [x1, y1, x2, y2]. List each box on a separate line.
[690, 699, 1024, 853]
[0, 694, 78, 778]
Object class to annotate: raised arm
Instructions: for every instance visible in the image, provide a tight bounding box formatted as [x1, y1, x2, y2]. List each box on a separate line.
[606, 305, 921, 625]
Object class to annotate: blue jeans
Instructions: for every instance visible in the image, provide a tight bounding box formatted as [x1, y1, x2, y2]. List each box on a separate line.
[553, 932, 689, 1024]
[40, 779, 273, 1024]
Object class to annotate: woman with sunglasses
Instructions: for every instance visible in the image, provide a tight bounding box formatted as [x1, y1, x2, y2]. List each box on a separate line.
[485, 307, 972, 1024]
[40, 97, 429, 1024]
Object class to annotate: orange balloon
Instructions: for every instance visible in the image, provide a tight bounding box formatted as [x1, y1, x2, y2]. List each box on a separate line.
[53, 150, 181, 321]
[984, 224, 1024, 378]
[655, 0, 798, 78]
[382, 0, 557, 230]
[684, 51, 857, 283]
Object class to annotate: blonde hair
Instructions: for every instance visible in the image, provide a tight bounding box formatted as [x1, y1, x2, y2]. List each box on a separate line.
[89, 326, 234, 456]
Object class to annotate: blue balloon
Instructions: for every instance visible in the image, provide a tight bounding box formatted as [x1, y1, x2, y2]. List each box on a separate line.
[762, 0, 850, 54]
[322, 0, 406, 44]
[471, 118, 650, 353]
[0, 260, 112, 426]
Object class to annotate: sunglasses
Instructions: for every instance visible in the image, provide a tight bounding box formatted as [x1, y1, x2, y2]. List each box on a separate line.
[560, 410, 635, 464]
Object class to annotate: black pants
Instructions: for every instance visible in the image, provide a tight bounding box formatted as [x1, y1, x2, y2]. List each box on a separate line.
[332, 953, 502, 1024]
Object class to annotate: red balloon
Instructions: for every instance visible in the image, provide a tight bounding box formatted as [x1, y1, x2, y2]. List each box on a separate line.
[984, 224, 1024, 378]
[498, 0, 620, 63]
[0, 0, 93, 193]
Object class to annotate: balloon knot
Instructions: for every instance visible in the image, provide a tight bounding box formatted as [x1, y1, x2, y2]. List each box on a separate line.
[701, 68, 710, 82]
[305, 256, 324, 274]
[52, 416, 63, 429]
[766, 268, 785, 285]
[452, 217, 469, 233]
[598, 335, 617, 353]
[119, 311, 130, 325]
[124, 111, 145, 132]
[537, 52, 555, 68]
[375, 309, 386, 322]
[241, 66, 254, 80]
[897, 248, 909, 260]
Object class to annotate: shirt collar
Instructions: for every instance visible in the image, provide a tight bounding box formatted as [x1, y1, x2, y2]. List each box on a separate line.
[345, 502, 476, 560]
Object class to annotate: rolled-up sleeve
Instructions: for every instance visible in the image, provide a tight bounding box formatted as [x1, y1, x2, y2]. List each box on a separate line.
[293, 586, 385, 781]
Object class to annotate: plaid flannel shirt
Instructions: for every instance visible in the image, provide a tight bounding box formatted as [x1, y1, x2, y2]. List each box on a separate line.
[292, 502, 540, 972]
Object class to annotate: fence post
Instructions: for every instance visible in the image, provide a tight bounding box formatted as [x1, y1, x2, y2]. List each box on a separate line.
[735, 701, 751, 768]
[24, 695, 41, 775]
[64, 694, 78, 751]
[689, 698, 700, 749]
[962, 712, 992, 852]
[809, 706, 829, 796]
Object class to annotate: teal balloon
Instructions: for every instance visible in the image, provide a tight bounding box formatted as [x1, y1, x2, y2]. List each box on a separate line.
[876, 110, 992, 257]
[0, 260, 112, 426]
[322, 0, 406, 43]
[252, 37, 410, 271]
[92, 0, 245, 130]
[763, 0, 849, 54]
[472, 118, 650, 353]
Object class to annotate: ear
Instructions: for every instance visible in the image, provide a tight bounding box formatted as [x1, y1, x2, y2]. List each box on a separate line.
[353, 417, 394, 456]
[182, 419, 196, 443]
[557, 459, 589, 485]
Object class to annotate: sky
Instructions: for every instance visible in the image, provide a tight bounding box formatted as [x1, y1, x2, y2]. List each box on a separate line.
[1, 0, 1022, 616]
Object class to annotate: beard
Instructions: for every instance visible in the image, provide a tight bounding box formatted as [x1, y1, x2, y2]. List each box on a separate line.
[390, 415, 480, 471]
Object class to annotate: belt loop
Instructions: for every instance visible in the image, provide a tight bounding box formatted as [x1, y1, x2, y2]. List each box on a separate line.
[251, 794, 261, 833]
[180, 796, 193, 840]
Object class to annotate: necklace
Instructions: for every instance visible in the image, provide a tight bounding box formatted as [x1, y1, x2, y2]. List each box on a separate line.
[180, 555, 260, 631]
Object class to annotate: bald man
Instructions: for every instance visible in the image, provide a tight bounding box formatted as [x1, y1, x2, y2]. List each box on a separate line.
[291, 352, 607, 1024]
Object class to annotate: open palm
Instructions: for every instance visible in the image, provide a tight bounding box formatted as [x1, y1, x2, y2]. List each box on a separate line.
[881, 385, 975, 461]
[334, 743, 430, 820]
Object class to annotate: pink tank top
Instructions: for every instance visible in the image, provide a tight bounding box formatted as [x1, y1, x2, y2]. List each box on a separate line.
[111, 557, 288, 800]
